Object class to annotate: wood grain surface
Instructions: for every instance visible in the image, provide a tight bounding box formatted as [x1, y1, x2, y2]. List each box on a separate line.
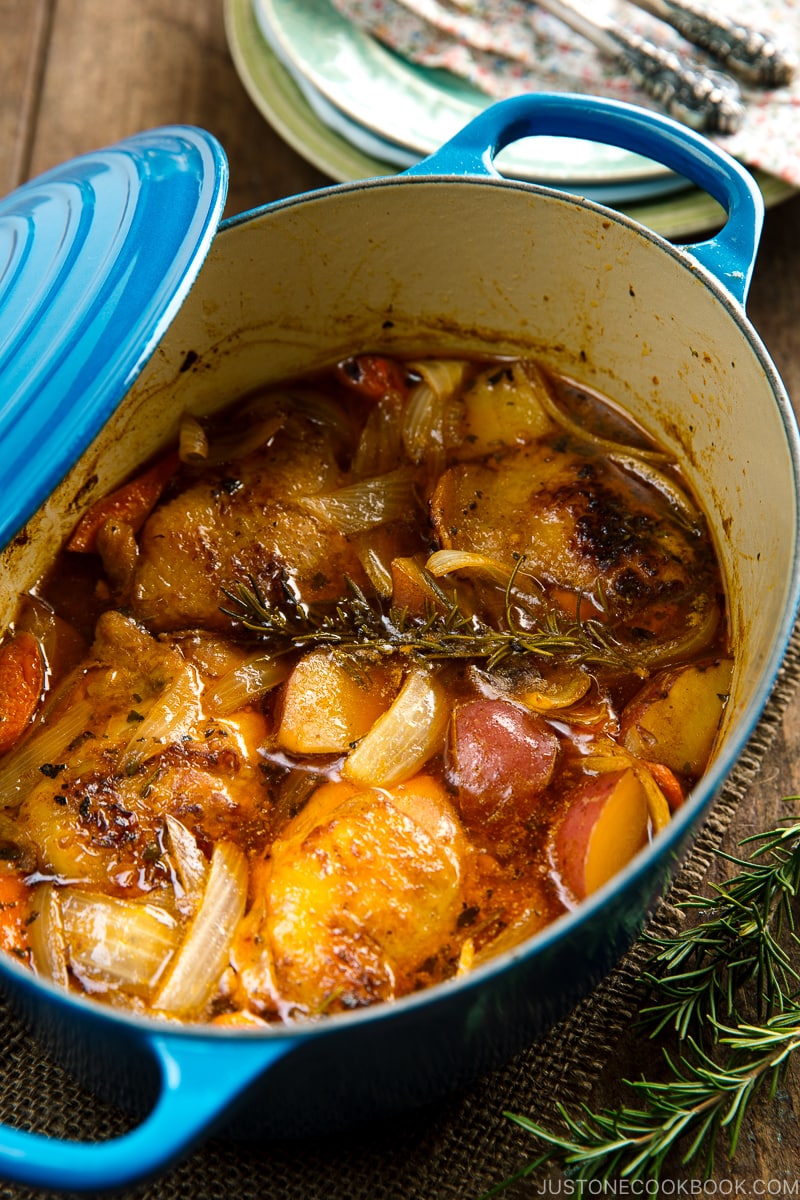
[1, 1, 799, 1194]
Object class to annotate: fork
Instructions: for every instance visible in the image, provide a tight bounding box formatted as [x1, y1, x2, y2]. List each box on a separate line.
[627, 0, 797, 87]
[500, 0, 747, 132]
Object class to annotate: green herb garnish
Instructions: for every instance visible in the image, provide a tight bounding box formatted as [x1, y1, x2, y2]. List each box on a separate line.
[222, 564, 630, 673]
[489, 816, 800, 1190]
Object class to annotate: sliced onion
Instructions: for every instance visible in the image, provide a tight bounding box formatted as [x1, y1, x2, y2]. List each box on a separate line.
[202, 652, 290, 716]
[0, 698, 94, 807]
[154, 841, 248, 1016]
[287, 389, 358, 451]
[121, 659, 203, 768]
[298, 468, 418, 534]
[470, 662, 592, 712]
[343, 666, 450, 787]
[203, 412, 285, 466]
[62, 892, 179, 991]
[425, 549, 514, 587]
[517, 669, 592, 711]
[351, 399, 405, 478]
[626, 594, 720, 669]
[580, 744, 671, 833]
[164, 815, 208, 913]
[178, 413, 210, 463]
[14, 595, 57, 675]
[402, 360, 467, 468]
[356, 537, 395, 597]
[28, 882, 69, 988]
[408, 359, 469, 401]
[609, 452, 703, 529]
[635, 763, 673, 833]
[524, 361, 673, 465]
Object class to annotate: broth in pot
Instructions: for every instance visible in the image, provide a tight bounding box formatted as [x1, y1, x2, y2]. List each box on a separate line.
[0, 354, 730, 1025]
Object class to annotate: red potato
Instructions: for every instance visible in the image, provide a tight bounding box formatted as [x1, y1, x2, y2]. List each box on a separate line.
[446, 698, 559, 829]
[553, 768, 651, 903]
[621, 658, 734, 779]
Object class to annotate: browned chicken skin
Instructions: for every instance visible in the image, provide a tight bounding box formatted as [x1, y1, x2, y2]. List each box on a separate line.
[132, 415, 370, 632]
[430, 440, 711, 635]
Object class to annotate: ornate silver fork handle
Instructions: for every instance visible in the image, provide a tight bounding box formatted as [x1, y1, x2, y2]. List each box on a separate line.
[629, 0, 797, 87]
[535, 0, 745, 132]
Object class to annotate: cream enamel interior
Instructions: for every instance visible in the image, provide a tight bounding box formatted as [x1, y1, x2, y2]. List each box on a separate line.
[1, 177, 796, 758]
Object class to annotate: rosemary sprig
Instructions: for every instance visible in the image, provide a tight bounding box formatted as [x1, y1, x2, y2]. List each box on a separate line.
[640, 820, 800, 1036]
[497, 1014, 800, 1188]
[492, 813, 800, 1189]
[222, 567, 630, 672]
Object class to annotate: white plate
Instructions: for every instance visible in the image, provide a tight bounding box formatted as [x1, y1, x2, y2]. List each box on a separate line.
[253, 0, 678, 187]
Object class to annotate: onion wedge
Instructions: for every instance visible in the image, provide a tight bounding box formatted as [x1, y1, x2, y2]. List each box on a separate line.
[29, 882, 69, 988]
[120, 659, 203, 768]
[178, 413, 210, 463]
[343, 666, 450, 787]
[61, 892, 179, 992]
[298, 468, 418, 535]
[164, 815, 208, 914]
[0, 699, 94, 807]
[581, 744, 672, 833]
[154, 841, 248, 1017]
[202, 652, 290, 716]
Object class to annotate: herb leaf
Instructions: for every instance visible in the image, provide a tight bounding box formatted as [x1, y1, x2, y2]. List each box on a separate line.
[222, 566, 631, 673]
[491, 812, 800, 1190]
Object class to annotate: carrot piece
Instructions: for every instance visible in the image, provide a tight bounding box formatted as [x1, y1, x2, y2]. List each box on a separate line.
[335, 355, 410, 402]
[210, 1010, 268, 1028]
[0, 873, 32, 958]
[549, 587, 608, 623]
[643, 759, 686, 812]
[0, 631, 45, 754]
[66, 452, 180, 553]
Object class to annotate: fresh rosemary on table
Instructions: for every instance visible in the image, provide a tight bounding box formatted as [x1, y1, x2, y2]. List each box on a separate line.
[488, 817, 800, 1191]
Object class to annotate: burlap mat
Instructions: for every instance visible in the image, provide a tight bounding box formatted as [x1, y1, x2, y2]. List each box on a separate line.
[1, 622, 798, 1200]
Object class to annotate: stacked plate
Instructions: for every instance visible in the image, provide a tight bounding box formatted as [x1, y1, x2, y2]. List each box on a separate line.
[224, 0, 794, 237]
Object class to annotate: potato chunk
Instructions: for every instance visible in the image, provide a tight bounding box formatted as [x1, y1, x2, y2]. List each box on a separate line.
[621, 659, 734, 778]
[446, 698, 559, 830]
[553, 768, 651, 902]
[276, 650, 398, 755]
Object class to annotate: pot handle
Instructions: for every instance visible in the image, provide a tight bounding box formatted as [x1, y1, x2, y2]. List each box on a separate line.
[404, 93, 764, 307]
[0, 1030, 293, 1192]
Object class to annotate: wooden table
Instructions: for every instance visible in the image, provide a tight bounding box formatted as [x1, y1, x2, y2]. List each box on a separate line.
[2, 0, 800, 1193]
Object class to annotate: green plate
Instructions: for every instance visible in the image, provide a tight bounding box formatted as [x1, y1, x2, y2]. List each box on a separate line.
[255, 0, 672, 187]
[224, 0, 796, 240]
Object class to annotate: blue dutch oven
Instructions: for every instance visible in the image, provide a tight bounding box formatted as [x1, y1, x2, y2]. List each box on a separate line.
[0, 93, 797, 1192]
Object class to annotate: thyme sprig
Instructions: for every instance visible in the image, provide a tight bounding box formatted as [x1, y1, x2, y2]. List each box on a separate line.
[492, 814, 800, 1190]
[222, 566, 630, 672]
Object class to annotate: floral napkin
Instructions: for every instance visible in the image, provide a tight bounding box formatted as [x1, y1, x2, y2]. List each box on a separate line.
[329, 0, 800, 185]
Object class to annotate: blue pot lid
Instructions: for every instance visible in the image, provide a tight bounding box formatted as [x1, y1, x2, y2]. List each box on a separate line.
[0, 125, 228, 551]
